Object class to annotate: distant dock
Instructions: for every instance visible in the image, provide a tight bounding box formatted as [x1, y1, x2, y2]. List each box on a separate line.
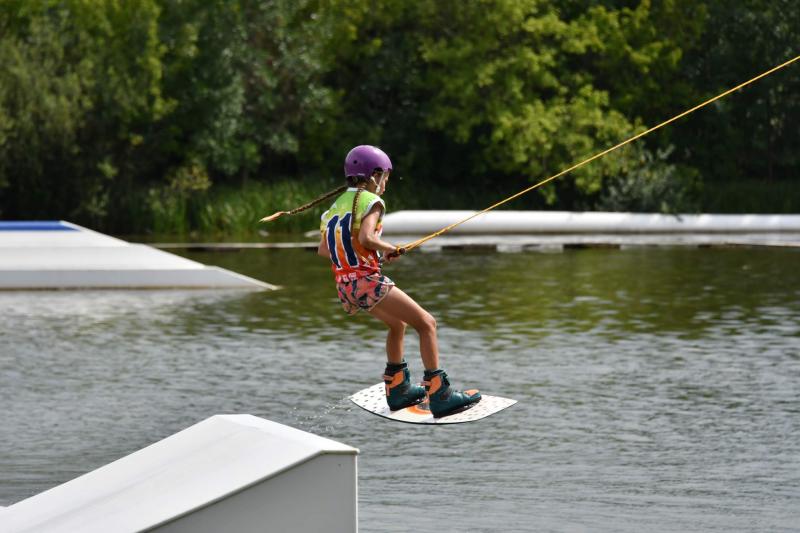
[0, 221, 275, 290]
[381, 210, 800, 235]
[152, 211, 800, 253]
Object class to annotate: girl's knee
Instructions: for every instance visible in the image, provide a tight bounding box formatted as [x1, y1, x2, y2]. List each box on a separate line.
[388, 320, 407, 335]
[417, 313, 436, 334]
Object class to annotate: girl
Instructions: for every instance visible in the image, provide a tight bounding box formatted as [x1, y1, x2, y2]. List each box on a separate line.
[265, 145, 480, 417]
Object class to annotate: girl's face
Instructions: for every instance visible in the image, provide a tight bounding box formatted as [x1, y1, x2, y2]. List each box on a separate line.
[370, 169, 390, 195]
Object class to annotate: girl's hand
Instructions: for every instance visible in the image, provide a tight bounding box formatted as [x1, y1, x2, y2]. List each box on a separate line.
[383, 247, 405, 263]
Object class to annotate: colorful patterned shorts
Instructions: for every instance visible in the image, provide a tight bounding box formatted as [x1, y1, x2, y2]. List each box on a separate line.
[336, 274, 395, 315]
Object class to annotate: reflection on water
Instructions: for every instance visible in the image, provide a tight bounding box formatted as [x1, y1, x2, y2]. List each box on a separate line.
[1, 247, 799, 531]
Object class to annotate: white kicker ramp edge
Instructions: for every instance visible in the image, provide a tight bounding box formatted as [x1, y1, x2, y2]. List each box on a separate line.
[1, 415, 359, 533]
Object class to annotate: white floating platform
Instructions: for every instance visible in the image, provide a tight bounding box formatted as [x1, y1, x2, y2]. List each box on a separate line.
[0, 221, 275, 289]
[380, 232, 800, 252]
[382, 210, 800, 235]
[0, 415, 359, 533]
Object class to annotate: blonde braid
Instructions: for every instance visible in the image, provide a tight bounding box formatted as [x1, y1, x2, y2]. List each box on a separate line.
[351, 184, 365, 231]
[259, 185, 347, 223]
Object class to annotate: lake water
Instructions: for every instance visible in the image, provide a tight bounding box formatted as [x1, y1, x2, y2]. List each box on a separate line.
[1, 246, 799, 531]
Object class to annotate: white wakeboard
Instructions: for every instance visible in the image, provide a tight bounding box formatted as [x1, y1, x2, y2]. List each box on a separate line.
[350, 382, 517, 424]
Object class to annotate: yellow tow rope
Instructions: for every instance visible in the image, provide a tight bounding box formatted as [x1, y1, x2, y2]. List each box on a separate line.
[399, 54, 800, 254]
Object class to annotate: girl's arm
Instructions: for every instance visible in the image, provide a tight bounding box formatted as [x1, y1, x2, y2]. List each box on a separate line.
[358, 205, 398, 255]
[317, 235, 330, 258]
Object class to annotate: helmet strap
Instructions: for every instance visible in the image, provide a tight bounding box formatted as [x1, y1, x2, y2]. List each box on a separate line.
[370, 174, 387, 195]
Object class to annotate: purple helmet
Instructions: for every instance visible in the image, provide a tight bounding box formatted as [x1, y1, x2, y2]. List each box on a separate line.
[344, 145, 392, 179]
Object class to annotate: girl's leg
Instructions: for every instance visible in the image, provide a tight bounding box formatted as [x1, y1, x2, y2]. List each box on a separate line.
[367, 307, 406, 364]
[371, 286, 479, 417]
[369, 287, 439, 371]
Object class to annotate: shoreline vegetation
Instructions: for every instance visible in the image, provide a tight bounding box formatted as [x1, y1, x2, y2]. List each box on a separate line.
[128, 177, 800, 240]
[1, 1, 798, 238]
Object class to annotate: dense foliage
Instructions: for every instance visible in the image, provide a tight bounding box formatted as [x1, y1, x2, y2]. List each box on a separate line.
[0, 0, 797, 234]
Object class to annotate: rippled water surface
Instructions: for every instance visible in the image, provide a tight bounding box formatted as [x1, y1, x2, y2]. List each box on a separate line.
[1, 246, 799, 531]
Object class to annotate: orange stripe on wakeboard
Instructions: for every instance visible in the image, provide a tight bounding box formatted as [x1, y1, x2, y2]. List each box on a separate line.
[406, 402, 431, 415]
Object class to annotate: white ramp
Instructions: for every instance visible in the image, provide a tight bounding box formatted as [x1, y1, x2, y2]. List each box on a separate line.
[0, 221, 275, 289]
[1, 415, 359, 533]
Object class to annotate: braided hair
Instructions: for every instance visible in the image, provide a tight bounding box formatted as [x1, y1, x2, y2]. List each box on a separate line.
[259, 175, 372, 224]
[349, 176, 370, 231]
[259, 184, 347, 223]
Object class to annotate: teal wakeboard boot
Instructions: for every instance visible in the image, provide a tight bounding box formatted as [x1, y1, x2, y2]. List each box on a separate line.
[423, 369, 481, 418]
[384, 362, 426, 411]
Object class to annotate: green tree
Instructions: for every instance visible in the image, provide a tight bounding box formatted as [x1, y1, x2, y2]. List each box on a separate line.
[317, 0, 703, 210]
[3, 0, 792, 232]
[680, 0, 800, 184]
[0, 0, 342, 230]
[141, 0, 341, 233]
[0, 0, 167, 223]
